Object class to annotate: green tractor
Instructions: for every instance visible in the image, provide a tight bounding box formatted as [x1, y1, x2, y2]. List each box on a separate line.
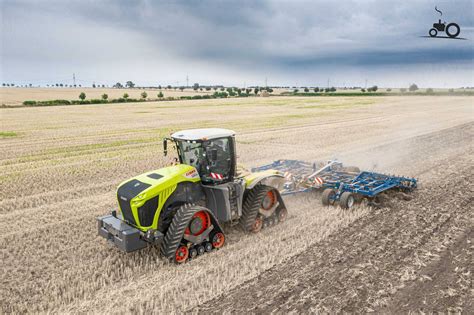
[97, 128, 288, 263]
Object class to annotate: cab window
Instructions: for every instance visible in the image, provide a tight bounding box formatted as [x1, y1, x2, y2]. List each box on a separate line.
[201, 138, 232, 183]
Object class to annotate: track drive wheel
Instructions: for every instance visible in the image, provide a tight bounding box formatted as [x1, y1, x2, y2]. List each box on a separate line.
[240, 185, 280, 233]
[339, 192, 355, 209]
[322, 188, 336, 206]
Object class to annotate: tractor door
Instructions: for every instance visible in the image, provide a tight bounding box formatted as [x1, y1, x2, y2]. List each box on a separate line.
[200, 136, 236, 184]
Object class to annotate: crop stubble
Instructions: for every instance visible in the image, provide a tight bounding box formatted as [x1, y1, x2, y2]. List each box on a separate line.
[0, 96, 472, 313]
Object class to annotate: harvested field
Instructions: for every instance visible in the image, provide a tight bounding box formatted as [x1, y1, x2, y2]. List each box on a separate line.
[0, 95, 472, 313]
[0, 87, 213, 106]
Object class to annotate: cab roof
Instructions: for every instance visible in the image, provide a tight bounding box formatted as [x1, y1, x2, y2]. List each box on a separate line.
[171, 128, 235, 141]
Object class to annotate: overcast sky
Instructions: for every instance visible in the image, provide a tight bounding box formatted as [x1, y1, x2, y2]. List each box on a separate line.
[1, 0, 473, 88]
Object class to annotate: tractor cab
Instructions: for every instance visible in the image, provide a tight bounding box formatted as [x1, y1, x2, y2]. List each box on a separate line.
[164, 128, 237, 185]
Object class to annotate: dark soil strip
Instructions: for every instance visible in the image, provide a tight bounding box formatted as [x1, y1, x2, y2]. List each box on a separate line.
[194, 159, 472, 313]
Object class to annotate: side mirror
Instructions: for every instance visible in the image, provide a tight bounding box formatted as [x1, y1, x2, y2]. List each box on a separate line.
[163, 139, 168, 156]
[210, 149, 218, 161]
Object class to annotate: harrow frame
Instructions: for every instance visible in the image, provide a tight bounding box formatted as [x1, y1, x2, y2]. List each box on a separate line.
[252, 159, 417, 205]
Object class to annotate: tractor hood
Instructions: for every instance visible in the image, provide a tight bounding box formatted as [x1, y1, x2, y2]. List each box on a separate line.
[116, 164, 200, 229]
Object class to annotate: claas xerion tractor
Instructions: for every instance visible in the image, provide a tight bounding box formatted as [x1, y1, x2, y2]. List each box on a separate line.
[97, 128, 287, 263]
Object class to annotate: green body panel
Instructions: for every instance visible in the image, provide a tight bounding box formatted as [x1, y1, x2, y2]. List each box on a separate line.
[243, 169, 281, 188]
[117, 164, 201, 231]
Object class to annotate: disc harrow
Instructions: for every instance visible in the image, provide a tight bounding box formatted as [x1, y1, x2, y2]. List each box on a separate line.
[252, 160, 418, 208]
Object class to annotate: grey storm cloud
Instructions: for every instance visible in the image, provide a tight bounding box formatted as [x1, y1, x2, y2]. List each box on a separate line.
[1, 0, 473, 87]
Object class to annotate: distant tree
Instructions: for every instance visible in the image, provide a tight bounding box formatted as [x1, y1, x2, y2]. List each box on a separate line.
[426, 88, 434, 94]
[92, 83, 96, 88]
[361, 88, 366, 93]
[254, 87, 259, 95]
[400, 88, 407, 93]
[220, 87, 225, 91]
[2, 83, 5, 87]
[79, 92, 86, 100]
[448, 88, 454, 93]
[167, 85, 172, 89]
[314, 87, 319, 92]
[226, 87, 233, 93]
[409, 83, 418, 92]
[102, 93, 108, 100]
[158, 91, 164, 99]
[213, 87, 218, 91]
[205, 87, 211, 91]
[246, 88, 252, 94]
[126, 81, 135, 88]
[200, 88, 203, 91]
[293, 89, 299, 93]
[79, 84, 82, 87]
[193, 83, 199, 90]
[55, 83, 59, 87]
[73, 84, 77, 88]
[386, 88, 392, 92]
[102, 84, 105, 88]
[267, 88, 273, 93]
[123, 93, 129, 99]
[372, 85, 378, 92]
[113, 82, 123, 88]
[304, 87, 309, 92]
[141, 91, 147, 99]
[325, 88, 330, 93]
[158, 85, 162, 90]
[179, 86, 185, 91]
[330, 87, 337, 92]
[29, 83, 32, 87]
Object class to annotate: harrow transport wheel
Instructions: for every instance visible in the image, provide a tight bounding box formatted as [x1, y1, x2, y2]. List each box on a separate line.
[212, 232, 225, 249]
[429, 28, 437, 37]
[340, 192, 355, 209]
[322, 188, 336, 206]
[175, 245, 189, 263]
[241, 185, 277, 233]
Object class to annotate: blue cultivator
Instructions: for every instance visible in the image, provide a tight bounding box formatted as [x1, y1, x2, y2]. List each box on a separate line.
[252, 160, 417, 209]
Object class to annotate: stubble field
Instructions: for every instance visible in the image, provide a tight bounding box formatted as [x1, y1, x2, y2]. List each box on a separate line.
[1, 95, 472, 313]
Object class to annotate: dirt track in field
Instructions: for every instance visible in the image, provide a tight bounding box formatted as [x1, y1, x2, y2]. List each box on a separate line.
[0, 96, 472, 313]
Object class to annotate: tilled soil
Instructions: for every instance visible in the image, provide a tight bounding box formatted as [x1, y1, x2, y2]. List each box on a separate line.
[195, 138, 473, 314]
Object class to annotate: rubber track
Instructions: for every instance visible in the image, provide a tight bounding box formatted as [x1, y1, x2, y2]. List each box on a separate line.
[160, 204, 204, 260]
[240, 185, 271, 232]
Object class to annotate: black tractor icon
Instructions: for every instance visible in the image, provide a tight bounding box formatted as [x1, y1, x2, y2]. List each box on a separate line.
[429, 19, 460, 38]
